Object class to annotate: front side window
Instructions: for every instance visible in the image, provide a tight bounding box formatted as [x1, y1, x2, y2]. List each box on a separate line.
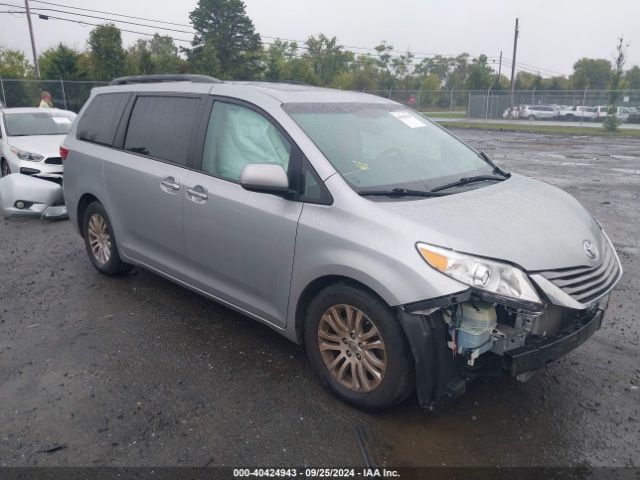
[202, 102, 291, 181]
[5, 110, 76, 136]
[124, 96, 201, 165]
[284, 103, 493, 192]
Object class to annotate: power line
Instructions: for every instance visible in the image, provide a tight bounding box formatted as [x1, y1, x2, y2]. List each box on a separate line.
[0, 9, 194, 43]
[26, 0, 502, 61]
[4, 1, 564, 76]
[31, 0, 193, 28]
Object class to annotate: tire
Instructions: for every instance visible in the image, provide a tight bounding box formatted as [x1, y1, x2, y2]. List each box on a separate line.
[82, 202, 131, 276]
[304, 283, 414, 410]
[1, 159, 10, 177]
[528, 115, 535, 121]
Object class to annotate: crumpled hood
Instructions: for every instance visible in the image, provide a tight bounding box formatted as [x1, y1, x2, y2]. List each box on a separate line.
[376, 174, 603, 272]
[8, 135, 66, 159]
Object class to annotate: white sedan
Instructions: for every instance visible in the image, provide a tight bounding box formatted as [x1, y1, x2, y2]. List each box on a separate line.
[0, 107, 76, 181]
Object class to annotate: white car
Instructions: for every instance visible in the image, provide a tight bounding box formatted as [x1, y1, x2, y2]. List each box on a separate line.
[518, 105, 557, 120]
[561, 106, 596, 121]
[594, 106, 630, 122]
[0, 108, 76, 181]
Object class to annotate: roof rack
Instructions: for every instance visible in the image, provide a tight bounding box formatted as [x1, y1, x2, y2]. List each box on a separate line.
[109, 74, 222, 86]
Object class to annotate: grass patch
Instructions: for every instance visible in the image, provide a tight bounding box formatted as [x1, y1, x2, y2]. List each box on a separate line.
[423, 111, 467, 118]
[436, 121, 640, 138]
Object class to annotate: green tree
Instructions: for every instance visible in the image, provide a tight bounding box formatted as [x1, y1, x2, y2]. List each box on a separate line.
[334, 55, 379, 91]
[625, 66, 640, 89]
[187, 41, 222, 77]
[514, 71, 543, 90]
[188, 0, 262, 79]
[466, 55, 494, 90]
[88, 24, 126, 80]
[570, 58, 612, 89]
[303, 34, 353, 86]
[604, 37, 628, 132]
[445, 53, 470, 90]
[0, 47, 33, 77]
[263, 39, 298, 81]
[541, 75, 570, 90]
[149, 35, 182, 73]
[126, 39, 155, 75]
[39, 43, 88, 79]
[0, 47, 35, 107]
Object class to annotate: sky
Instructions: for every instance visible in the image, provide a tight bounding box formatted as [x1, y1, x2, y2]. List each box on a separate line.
[1, 0, 638, 77]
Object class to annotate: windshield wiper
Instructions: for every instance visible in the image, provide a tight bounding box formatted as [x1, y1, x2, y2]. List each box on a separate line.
[359, 187, 450, 198]
[430, 174, 507, 193]
[479, 150, 511, 178]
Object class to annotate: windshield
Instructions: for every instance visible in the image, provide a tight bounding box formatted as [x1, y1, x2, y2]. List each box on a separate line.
[4, 111, 76, 136]
[284, 103, 493, 192]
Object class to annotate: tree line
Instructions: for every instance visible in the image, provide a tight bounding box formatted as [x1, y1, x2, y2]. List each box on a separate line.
[1, 0, 638, 102]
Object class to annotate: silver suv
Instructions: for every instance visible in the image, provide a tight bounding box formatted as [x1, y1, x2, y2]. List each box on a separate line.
[63, 75, 622, 409]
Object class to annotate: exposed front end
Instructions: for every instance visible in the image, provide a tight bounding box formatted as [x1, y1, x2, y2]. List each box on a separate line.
[398, 231, 622, 406]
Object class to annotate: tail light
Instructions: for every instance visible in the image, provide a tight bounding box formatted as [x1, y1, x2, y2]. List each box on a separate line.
[60, 145, 69, 161]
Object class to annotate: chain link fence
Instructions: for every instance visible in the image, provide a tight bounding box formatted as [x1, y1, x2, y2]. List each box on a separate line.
[2, 78, 639, 122]
[0, 78, 108, 112]
[363, 89, 469, 118]
[467, 89, 640, 119]
[362, 88, 640, 120]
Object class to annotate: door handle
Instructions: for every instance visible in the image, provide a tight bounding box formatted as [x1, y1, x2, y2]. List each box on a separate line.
[160, 177, 180, 192]
[186, 186, 208, 202]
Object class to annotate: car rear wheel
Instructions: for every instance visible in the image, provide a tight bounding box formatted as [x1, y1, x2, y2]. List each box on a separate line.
[528, 115, 535, 120]
[82, 202, 131, 276]
[1, 159, 10, 177]
[304, 283, 414, 410]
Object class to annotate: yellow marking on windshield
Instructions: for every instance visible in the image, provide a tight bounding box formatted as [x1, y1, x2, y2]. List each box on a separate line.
[352, 161, 370, 171]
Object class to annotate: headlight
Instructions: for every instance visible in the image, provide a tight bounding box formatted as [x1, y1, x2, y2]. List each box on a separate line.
[417, 242, 542, 306]
[10, 147, 44, 162]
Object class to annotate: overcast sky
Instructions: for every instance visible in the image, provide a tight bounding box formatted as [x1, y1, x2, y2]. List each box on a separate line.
[1, 0, 638, 77]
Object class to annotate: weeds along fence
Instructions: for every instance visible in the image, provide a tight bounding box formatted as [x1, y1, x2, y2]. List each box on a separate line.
[2, 78, 639, 120]
[0, 78, 107, 112]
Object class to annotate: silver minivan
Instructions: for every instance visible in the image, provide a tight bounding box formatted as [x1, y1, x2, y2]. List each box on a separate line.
[63, 75, 622, 409]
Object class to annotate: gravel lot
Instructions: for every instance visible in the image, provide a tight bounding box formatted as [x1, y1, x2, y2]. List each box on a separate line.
[1, 130, 639, 467]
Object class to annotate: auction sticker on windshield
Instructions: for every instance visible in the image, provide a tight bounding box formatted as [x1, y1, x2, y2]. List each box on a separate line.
[390, 110, 427, 128]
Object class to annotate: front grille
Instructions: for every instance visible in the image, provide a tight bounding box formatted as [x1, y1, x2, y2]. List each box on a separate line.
[45, 157, 62, 165]
[539, 237, 621, 305]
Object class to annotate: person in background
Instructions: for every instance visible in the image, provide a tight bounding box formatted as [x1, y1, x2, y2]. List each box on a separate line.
[39, 91, 53, 108]
[407, 94, 417, 109]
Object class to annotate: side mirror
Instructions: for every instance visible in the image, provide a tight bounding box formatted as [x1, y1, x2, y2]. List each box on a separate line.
[240, 163, 290, 194]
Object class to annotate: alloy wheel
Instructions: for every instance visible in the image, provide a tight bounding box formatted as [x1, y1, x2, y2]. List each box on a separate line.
[317, 304, 387, 393]
[87, 213, 112, 265]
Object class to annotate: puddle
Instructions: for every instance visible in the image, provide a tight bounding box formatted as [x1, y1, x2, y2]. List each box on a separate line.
[611, 168, 640, 174]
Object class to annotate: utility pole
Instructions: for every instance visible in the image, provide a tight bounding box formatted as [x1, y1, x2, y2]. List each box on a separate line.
[496, 50, 503, 87]
[24, 0, 40, 78]
[509, 18, 519, 102]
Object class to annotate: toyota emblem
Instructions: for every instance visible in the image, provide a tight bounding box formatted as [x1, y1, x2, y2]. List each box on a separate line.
[583, 240, 598, 260]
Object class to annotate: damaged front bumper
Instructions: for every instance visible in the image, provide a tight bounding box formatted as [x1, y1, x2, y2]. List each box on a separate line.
[503, 308, 603, 376]
[0, 173, 67, 219]
[398, 289, 613, 407]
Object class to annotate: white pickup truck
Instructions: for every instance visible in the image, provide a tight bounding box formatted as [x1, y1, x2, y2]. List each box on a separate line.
[557, 106, 597, 121]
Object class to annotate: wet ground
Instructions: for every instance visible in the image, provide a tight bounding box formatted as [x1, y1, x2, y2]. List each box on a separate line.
[1, 131, 639, 467]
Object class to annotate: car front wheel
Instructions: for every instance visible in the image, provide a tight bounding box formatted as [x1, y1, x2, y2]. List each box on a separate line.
[82, 202, 131, 276]
[304, 283, 414, 410]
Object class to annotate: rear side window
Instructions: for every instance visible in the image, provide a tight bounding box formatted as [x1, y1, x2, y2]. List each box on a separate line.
[77, 93, 130, 146]
[124, 96, 200, 166]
